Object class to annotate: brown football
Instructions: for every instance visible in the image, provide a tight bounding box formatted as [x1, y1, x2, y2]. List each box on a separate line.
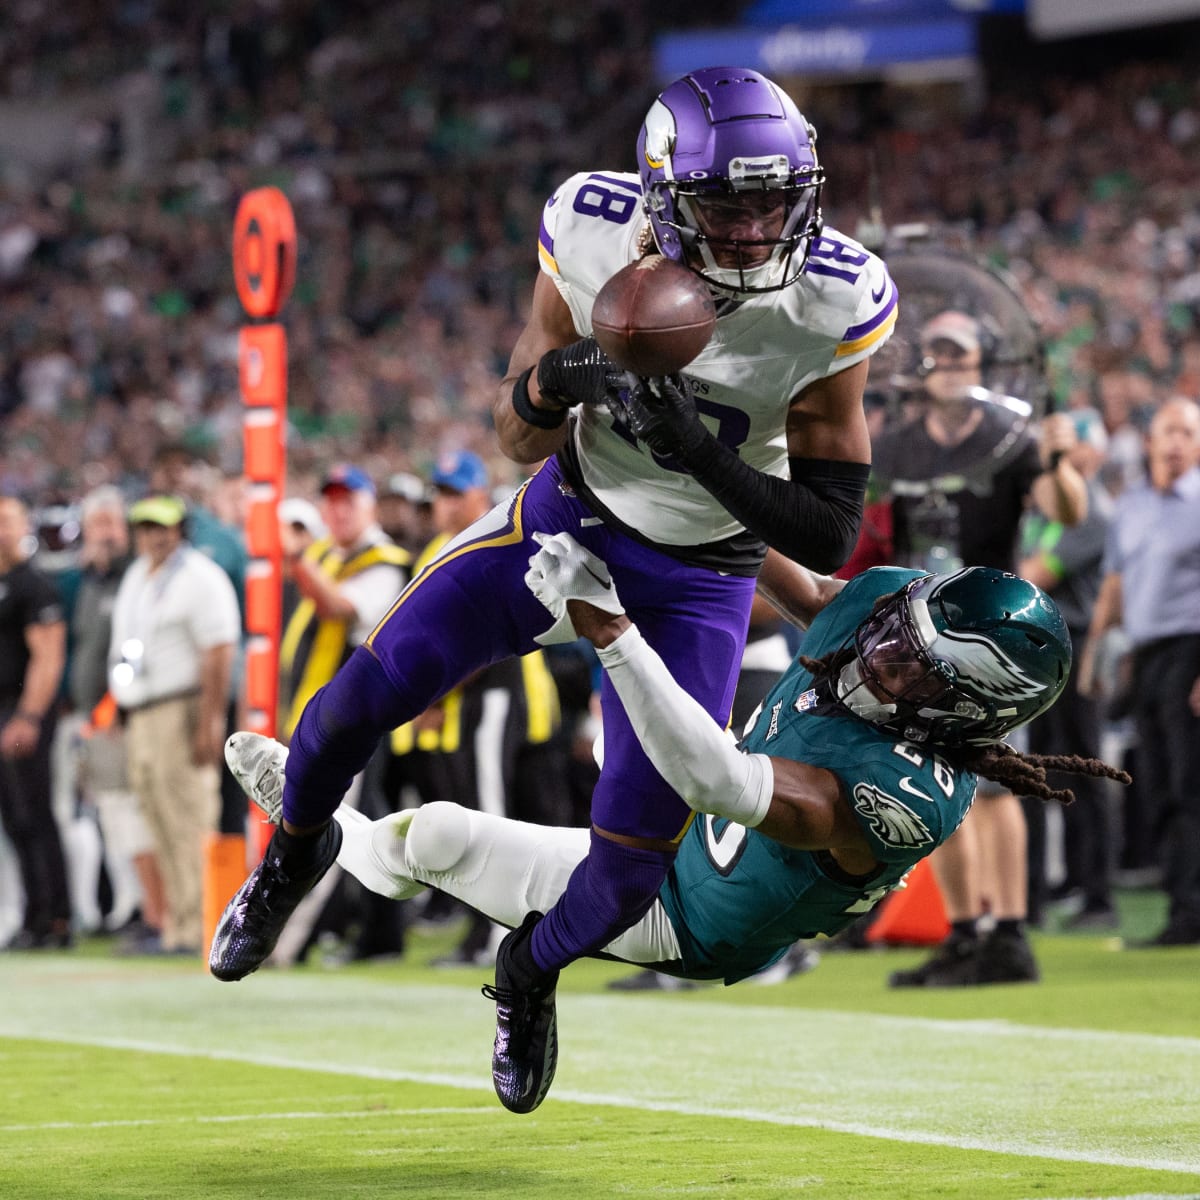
[591, 256, 717, 376]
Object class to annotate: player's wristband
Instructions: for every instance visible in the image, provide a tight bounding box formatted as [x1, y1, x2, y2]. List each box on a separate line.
[512, 367, 567, 430]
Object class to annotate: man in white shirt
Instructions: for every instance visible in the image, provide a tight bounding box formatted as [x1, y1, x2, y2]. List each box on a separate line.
[108, 495, 240, 954]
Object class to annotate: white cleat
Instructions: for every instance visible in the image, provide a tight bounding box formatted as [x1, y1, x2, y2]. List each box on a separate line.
[224, 731, 426, 902]
[225, 732, 286, 823]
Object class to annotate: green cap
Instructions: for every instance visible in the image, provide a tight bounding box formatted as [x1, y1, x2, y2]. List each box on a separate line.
[128, 495, 187, 528]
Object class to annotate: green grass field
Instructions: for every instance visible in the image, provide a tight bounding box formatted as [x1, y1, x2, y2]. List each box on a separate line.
[2, 894, 1198, 1200]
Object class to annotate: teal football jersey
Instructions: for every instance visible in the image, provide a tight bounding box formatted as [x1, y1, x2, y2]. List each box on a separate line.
[659, 567, 977, 984]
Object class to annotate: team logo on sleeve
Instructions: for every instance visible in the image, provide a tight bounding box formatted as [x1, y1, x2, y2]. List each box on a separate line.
[852, 783, 934, 850]
[765, 699, 783, 741]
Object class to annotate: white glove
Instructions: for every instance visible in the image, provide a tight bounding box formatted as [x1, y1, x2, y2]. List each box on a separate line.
[526, 531, 624, 645]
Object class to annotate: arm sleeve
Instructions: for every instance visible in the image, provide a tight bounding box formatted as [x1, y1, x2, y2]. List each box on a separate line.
[595, 625, 774, 827]
[683, 444, 870, 574]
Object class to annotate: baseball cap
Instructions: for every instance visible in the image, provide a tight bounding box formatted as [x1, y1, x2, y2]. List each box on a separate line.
[128, 495, 187, 527]
[279, 497, 326, 538]
[383, 471, 429, 505]
[320, 464, 375, 496]
[431, 450, 489, 494]
[920, 311, 981, 355]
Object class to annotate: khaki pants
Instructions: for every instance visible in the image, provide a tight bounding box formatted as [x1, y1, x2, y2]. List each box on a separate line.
[126, 697, 220, 952]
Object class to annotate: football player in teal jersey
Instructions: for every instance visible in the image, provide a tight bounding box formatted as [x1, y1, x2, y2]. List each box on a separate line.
[225, 538, 1126, 1102]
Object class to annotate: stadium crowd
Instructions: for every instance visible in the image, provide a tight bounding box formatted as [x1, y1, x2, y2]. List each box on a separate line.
[2, 3, 1200, 957]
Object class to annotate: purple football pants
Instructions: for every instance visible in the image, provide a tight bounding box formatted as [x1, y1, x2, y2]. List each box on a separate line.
[283, 458, 755, 970]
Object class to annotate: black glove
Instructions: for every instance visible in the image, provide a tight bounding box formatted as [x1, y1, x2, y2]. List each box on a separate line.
[623, 374, 711, 463]
[536, 337, 620, 409]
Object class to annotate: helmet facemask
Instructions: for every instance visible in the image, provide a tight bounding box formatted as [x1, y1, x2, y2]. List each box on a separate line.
[836, 590, 987, 744]
[651, 168, 824, 296]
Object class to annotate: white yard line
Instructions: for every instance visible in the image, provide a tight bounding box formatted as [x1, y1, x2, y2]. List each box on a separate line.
[0, 1026, 1196, 1177]
[0, 1107, 493, 1133]
[1, 967, 1198, 1178]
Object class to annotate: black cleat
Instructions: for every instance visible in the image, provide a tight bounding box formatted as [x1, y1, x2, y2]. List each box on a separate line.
[1130, 918, 1200, 948]
[208, 821, 342, 981]
[888, 935, 980, 988]
[975, 927, 1040, 984]
[481, 913, 559, 1114]
[889, 928, 1041, 988]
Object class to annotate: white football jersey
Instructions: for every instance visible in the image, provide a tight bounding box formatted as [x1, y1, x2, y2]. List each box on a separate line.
[538, 170, 897, 548]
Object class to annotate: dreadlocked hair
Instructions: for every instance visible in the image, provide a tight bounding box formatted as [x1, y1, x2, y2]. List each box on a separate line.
[948, 743, 1131, 805]
[797, 653, 1132, 805]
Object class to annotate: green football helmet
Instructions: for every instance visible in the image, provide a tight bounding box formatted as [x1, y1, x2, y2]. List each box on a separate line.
[836, 567, 1072, 747]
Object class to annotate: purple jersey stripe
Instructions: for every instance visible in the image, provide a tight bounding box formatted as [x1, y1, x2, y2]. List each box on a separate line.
[538, 215, 554, 260]
[842, 279, 898, 341]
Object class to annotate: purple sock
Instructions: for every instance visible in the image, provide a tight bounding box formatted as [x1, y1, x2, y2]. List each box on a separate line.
[283, 649, 410, 827]
[529, 830, 675, 973]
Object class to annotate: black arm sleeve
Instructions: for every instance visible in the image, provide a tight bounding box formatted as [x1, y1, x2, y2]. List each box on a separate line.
[684, 440, 870, 574]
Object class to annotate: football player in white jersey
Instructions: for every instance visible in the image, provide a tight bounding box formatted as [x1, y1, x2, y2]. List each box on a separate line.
[211, 66, 896, 1116]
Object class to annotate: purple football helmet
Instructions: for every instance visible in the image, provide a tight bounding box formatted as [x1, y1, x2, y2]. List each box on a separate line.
[637, 66, 824, 295]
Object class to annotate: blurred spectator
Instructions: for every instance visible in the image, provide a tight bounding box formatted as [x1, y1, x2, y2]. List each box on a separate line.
[278, 465, 410, 739]
[1096, 371, 1155, 492]
[277, 496, 326, 627]
[0, 494, 71, 950]
[872, 310, 1087, 987]
[148, 444, 246, 599]
[148, 442, 248, 836]
[107, 494, 240, 955]
[272, 463, 410, 965]
[378, 471, 432, 558]
[1079, 396, 1200, 946]
[1018, 409, 1117, 929]
[58, 485, 163, 943]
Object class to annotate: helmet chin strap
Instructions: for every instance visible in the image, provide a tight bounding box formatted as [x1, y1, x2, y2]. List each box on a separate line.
[692, 242, 788, 296]
[672, 194, 792, 295]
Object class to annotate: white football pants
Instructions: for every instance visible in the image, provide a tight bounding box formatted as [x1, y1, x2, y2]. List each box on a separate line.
[333, 801, 683, 968]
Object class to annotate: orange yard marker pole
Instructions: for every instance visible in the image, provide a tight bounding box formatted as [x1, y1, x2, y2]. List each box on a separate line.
[234, 186, 296, 855]
[204, 187, 298, 954]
